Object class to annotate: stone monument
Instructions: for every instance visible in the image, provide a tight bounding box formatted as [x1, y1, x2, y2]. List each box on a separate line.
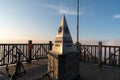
[48, 15, 80, 80]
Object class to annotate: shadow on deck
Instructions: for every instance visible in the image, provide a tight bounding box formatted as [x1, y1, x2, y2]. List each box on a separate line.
[0, 60, 120, 80]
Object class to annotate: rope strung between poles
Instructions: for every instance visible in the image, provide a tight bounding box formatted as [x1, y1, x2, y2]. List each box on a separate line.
[6, 60, 26, 80]
[6, 61, 26, 80]
[5, 47, 26, 80]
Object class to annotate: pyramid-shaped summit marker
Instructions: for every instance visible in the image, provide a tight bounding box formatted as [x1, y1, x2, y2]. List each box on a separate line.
[52, 15, 75, 54]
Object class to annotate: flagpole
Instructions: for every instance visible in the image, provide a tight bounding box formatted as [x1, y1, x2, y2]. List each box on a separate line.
[77, 0, 79, 43]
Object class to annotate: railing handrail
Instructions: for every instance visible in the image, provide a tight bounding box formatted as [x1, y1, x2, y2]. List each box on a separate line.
[81, 44, 98, 47]
[81, 44, 120, 48]
[0, 43, 49, 45]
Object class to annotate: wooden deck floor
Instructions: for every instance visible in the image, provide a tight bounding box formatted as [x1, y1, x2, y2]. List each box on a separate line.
[0, 60, 120, 80]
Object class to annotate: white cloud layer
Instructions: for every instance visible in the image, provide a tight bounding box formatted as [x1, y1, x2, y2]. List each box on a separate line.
[80, 39, 120, 46]
[113, 14, 120, 19]
[105, 39, 120, 46]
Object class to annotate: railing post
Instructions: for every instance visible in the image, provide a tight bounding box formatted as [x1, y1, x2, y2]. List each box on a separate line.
[118, 48, 120, 67]
[75, 42, 82, 61]
[27, 40, 33, 64]
[98, 41, 102, 67]
[49, 41, 52, 51]
[79, 43, 82, 61]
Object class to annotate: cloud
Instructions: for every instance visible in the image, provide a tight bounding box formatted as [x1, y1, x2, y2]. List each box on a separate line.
[41, 4, 84, 16]
[80, 39, 100, 45]
[113, 14, 120, 19]
[58, 9, 76, 15]
[80, 38, 120, 46]
[50, 4, 77, 15]
[105, 39, 120, 46]
[58, 8, 84, 16]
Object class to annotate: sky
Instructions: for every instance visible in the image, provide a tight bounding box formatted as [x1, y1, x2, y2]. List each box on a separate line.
[0, 0, 120, 44]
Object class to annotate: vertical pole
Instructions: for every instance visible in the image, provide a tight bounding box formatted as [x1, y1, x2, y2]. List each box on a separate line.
[109, 47, 112, 65]
[98, 41, 102, 67]
[76, 42, 81, 61]
[49, 41, 52, 51]
[113, 47, 116, 65]
[27, 40, 32, 64]
[77, 0, 79, 43]
[118, 48, 120, 67]
[3, 45, 5, 65]
[104, 46, 106, 64]
[79, 43, 82, 61]
[76, 0, 81, 61]
[8, 45, 9, 64]
[14, 51, 22, 79]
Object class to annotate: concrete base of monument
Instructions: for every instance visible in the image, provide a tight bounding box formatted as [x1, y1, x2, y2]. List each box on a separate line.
[48, 51, 81, 80]
[62, 52, 80, 80]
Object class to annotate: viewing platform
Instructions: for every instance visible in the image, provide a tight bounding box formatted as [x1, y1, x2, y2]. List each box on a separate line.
[0, 41, 120, 80]
[0, 59, 120, 80]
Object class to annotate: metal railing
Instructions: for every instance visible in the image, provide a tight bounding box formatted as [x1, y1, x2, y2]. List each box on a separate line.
[0, 41, 52, 66]
[1, 40, 120, 68]
[80, 42, 120, 67]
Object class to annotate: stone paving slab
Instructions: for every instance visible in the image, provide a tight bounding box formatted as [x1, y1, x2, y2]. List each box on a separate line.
[36, 62, 120, 80]
[0, 59, 47, 80]
[80, 62, 120, 80]
[1, 60, 120, 80]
